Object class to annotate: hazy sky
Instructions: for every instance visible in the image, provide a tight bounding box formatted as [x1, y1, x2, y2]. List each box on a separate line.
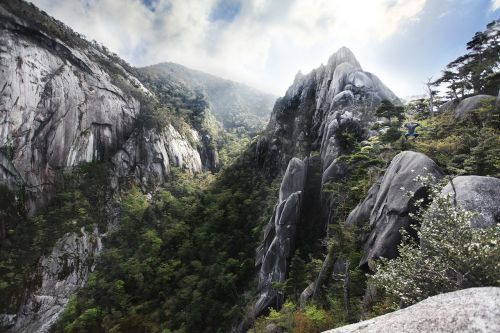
[30, 0, 499, 98]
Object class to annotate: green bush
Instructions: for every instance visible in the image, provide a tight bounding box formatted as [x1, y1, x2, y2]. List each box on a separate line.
[370, 176, 500, 307]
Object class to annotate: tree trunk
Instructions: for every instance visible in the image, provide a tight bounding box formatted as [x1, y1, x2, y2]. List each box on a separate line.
[425, 78, 434, 116]
[312, 244, 337, 302]
[343, 260, 351, 320]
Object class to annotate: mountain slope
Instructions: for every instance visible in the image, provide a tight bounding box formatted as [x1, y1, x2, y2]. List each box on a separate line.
[139, 62, 276, 134]
[0, 1, 271, 331]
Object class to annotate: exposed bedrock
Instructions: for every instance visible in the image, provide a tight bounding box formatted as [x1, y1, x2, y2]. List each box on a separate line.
[254, 157, 306, 316]
[437, 175, 500, 228]
[10, 227, 102, 333]
[257, 47, 398, 178]
[323, 287, 500, 333]
[241, 47, 399, 332]
[345, 151, 444, 269]
[0, 2, 216, 331]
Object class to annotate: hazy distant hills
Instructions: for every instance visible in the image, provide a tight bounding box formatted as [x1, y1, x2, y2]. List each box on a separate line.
[139, 62, 276, 135]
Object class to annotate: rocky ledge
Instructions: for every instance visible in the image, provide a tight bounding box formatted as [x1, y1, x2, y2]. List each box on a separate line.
[323, 287, 500, 333]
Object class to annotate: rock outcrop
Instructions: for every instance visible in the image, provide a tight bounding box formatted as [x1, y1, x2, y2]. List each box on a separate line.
[346, 151, 444, 269]
[254, 157, 306, 316]
[240, 47, 399, 332]
[438, 175, 500, 228]
[1, 2, 138, 206]
[453, 95, 497, 118]
[323, 287, 500, 333]
[0, 0, 215, 207]
[11, 227, 102, 333]
[112, 125, 204, 187]
[258, 47, 398, 178]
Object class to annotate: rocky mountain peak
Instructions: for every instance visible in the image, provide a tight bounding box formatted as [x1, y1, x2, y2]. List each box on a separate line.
[260, 46, 398, 177]
[326, 46, 362, 71]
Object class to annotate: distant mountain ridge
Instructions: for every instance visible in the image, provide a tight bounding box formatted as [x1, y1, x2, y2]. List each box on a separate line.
[139, 62, 276, 134]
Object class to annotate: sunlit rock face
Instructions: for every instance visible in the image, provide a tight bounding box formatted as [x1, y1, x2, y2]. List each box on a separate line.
[113, 125, 204, 186]
[0, 6, 139, 205]
[257, 46, 398, 178]
[0, 1, 212, 205]
[323, 287, 500, 333]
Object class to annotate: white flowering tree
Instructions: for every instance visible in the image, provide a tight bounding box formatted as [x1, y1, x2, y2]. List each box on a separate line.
[370, 175, 500, 308]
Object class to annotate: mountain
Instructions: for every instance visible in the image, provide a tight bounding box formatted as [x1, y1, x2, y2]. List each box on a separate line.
[240, 46, 399, 330]
[0, 0, 270, 331]
[257, 46, 397, 176]
[139, 63, 276, 135]
[0, 1, 498, 333]
[0, 0, 219, 204]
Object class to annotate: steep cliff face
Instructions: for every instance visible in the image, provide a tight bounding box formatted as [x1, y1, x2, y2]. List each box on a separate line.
[0, 0, 214, 207]
[0, 1, 221, 331]
[255, 157, 306, 316]
[11, 227, 102, 333]
[246, 47, 398, 325]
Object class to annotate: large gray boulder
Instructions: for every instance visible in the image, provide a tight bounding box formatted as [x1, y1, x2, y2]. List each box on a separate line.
[454, 95, 496, 118]
[439, 176, 500, 228]
[347, 151, 444, 268]
[323, 287, 500, 333]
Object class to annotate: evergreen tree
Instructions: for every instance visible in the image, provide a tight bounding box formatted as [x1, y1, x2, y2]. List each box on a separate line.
[434, 20, 500, 97]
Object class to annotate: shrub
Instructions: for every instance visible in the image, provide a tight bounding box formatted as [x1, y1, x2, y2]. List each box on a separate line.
[370, 175, 500, 307]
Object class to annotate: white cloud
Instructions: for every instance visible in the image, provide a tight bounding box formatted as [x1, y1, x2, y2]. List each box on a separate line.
[30, 0, 428, 96]
[491, 0, 500, 11]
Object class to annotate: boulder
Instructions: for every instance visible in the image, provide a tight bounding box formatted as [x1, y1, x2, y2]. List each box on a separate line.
[323, 287, 500, 333]
[454, 95, 496, 118]
[439, 176, 500, 228]
[347, 151, 444, 268]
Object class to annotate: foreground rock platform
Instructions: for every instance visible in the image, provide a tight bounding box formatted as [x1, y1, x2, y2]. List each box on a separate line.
[323, 287, 500, 333]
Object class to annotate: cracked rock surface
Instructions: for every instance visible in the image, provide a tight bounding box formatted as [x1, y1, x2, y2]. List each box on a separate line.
[346, 151, 444, 269]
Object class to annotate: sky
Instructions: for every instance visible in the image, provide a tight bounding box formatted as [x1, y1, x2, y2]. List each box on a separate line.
[30, 0, 500, 98]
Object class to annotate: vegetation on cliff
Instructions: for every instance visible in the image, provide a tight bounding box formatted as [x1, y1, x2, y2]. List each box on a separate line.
[52, 150, 279, 333]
